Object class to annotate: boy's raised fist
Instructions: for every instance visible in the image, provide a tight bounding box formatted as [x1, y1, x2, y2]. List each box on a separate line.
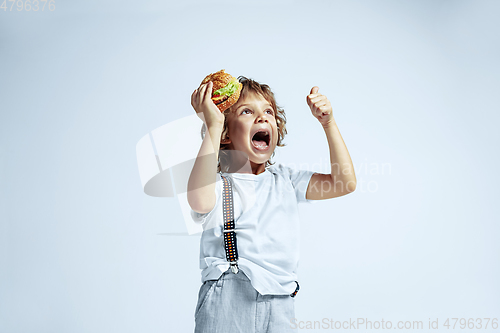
[306, 86, 335, 128]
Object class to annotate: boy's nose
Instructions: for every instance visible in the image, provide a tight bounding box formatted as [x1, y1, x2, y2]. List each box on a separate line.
[256, 113, 270, 122]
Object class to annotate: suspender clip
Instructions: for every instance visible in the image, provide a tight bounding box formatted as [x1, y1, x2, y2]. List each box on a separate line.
[230, 262, 239, 274]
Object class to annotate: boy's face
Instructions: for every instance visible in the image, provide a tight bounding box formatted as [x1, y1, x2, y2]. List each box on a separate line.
[225, 91, 278, 170]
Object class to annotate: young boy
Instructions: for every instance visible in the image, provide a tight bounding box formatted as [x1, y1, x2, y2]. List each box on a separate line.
[188, 76, 356, 332]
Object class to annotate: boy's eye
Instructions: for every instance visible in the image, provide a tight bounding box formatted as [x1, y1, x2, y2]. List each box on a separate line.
[241, 109, 274, 115]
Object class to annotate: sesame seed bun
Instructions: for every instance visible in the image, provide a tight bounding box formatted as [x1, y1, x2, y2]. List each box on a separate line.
[201, 69, 242, 112]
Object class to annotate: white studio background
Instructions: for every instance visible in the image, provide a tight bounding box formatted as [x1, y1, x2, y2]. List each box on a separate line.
[1, 0, 499, 332]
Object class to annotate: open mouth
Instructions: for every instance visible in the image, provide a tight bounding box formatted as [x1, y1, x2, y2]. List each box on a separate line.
[251, 129, 270, 151]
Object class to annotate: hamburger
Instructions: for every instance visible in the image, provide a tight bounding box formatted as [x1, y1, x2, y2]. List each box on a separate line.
[201, 69, 243, 112]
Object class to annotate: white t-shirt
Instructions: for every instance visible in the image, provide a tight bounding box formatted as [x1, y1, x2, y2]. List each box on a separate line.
[190, 163, 318, 295]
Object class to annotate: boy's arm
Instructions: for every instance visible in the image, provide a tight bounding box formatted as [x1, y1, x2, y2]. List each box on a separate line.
[305, 86, 357, 200]
[187, 81, 225, 213]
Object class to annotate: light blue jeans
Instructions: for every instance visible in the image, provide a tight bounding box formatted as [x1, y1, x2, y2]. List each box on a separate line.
[194, 268, 298, 333]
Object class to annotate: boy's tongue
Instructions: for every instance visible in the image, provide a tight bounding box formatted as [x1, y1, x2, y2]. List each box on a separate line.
[252, 139, 268, 148]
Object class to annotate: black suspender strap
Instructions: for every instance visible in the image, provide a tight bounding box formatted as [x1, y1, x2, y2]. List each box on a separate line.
[220, 174, 300, 298]
[221, 175, 239, 274]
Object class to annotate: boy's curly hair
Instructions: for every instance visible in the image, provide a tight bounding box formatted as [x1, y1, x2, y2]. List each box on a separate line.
[201, 76, 288, 173]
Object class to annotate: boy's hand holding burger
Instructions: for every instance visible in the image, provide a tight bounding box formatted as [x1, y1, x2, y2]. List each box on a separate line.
[191, 69, 242, 130]
[191, 81, 225, 130]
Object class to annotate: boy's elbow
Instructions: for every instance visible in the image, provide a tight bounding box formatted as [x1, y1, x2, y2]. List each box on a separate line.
[345, 180, 357, 193]
[188, 192, 216, 215]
